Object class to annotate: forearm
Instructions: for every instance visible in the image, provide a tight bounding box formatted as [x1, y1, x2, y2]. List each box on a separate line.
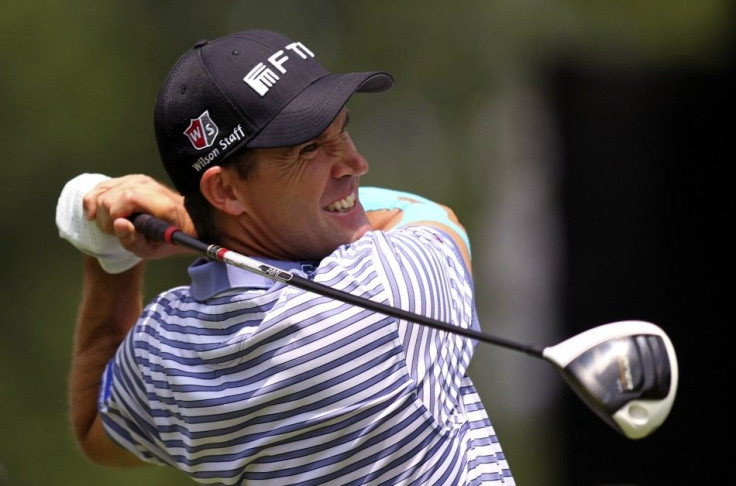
[69, 255, 145, 460]
[361, 187, 468, 236]
[361, 187, 472, 271]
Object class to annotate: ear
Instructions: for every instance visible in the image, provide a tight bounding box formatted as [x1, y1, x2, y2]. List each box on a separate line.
[199, 166, 246, 216]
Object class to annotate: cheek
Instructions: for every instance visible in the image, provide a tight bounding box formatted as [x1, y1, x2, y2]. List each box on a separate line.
[253, 161, 328, 218]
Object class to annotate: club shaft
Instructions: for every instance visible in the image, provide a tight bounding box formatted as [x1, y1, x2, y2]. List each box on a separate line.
[131, 213, 545, 357]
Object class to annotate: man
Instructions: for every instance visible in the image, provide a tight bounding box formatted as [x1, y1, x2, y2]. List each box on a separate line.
[58, 29, 515, 485]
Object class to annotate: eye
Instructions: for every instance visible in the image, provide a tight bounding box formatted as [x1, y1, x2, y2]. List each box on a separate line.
[299, 142, 318, 155]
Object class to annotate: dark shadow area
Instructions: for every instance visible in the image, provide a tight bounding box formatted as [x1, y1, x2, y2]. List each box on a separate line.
[548, 41, 734, 485]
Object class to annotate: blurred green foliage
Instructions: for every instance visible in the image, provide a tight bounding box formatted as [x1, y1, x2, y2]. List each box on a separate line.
[1, 1, 731, 485]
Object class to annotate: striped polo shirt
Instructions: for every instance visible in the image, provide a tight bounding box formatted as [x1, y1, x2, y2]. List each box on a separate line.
[99, 226, 515, 485]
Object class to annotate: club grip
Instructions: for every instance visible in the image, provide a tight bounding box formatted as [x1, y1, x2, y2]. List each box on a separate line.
[128, 213, 176, 242]
[127, 213, 210, 254]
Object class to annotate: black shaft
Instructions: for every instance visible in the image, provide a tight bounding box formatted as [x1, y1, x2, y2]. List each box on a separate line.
[130, 213, 545, 357]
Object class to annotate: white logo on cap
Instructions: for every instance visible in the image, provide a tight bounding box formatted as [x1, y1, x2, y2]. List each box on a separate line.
[243, 41, 315, 97]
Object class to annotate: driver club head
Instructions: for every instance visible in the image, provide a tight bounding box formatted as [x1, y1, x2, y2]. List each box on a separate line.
[542, 320, 678, 439]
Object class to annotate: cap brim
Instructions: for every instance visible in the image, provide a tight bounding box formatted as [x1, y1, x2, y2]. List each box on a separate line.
[247, 71, 393, 148]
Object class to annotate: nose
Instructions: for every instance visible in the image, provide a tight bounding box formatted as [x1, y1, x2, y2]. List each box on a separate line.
[333, 138, 369, 178]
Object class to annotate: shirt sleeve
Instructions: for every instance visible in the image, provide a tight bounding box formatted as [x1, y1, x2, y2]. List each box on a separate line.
[363, 226, 480, 428]
[97, 324, 174, 466]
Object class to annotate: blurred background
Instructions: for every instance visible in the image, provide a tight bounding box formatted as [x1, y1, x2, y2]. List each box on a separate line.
[1, 1, 733, 485]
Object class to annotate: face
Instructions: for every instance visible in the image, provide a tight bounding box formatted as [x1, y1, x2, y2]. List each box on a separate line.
[229, 109, 372, 260]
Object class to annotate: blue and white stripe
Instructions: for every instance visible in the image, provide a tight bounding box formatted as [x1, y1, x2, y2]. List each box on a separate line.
[99, 226, 514, 485]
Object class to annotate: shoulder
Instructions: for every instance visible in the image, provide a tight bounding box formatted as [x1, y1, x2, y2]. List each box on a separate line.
[322, 227, 473, 301]
[329, 226, 461, 266]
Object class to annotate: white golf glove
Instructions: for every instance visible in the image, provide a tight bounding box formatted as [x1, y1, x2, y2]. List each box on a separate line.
[56, 173, 142, 274]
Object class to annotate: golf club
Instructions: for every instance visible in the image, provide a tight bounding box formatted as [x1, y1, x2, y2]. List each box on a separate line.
[130, 213, 678, 440]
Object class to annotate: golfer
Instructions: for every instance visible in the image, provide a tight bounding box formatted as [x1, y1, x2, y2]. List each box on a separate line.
[61, 29, 515, 485]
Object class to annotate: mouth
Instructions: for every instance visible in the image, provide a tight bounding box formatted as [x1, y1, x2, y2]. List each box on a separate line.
[324, 192, 356, 213]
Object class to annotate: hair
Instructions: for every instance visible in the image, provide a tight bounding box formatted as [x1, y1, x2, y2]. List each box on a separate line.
[183, 147, 259, 244]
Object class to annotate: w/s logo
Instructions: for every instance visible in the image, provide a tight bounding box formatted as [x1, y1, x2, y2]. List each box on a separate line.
[184, 111, 219, 150]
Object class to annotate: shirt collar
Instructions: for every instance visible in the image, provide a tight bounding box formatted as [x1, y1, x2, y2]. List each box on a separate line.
[188, 257, 318, 300]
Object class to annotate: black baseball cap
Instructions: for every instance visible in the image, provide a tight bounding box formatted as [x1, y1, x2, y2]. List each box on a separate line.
[154, 29, 394, 195]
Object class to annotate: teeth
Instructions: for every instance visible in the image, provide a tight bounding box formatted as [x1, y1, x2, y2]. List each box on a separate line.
[326, 192, 356, 212]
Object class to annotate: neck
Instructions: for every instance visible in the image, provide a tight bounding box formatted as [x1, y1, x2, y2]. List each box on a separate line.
[215, 213, 298, 261]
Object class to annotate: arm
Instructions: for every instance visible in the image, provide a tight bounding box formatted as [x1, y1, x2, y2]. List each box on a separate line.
[64, 174, 194, 465]
[361, 189, 481, 427]
[69, 256, 145, 466]
[360, 187, 472, 273]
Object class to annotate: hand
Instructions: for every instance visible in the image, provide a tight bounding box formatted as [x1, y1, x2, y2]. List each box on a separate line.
[82, 174, 195, 261]
[57, 173, 142, 273]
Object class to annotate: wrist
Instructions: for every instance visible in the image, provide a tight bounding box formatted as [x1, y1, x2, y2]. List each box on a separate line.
[80, 255, 145, 336]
